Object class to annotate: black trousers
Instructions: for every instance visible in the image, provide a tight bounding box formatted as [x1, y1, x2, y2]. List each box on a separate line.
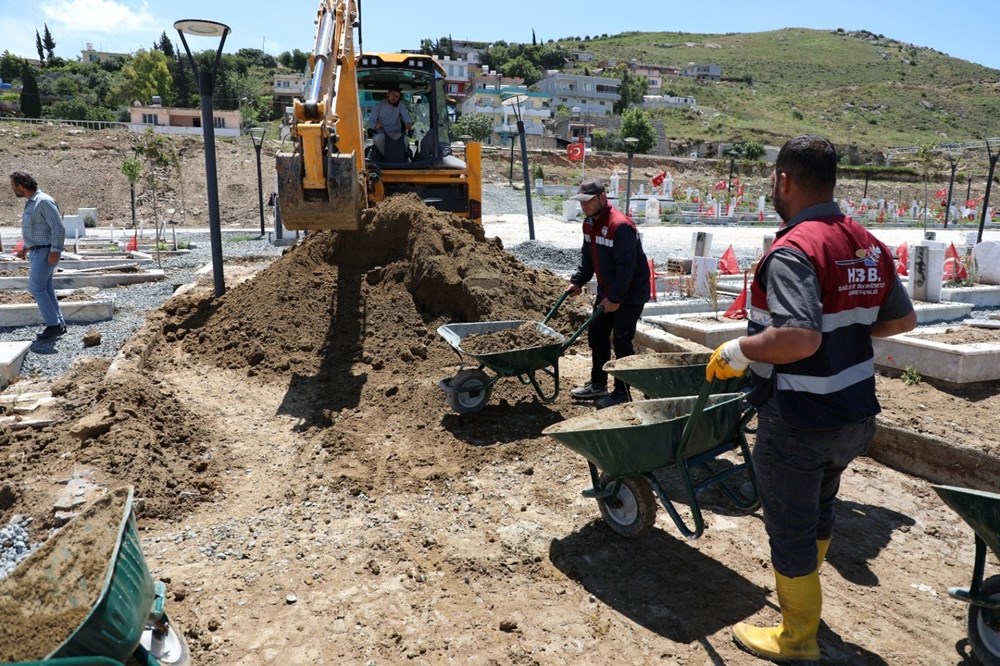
[588, 302, 644, 392]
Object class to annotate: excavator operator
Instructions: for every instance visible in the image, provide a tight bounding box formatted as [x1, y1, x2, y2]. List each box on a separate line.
[367, 85, 413, 163]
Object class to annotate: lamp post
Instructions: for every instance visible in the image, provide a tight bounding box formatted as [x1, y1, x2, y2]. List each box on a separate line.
[944, 152, 960, 229]
[501, 91, 535, 240]
[174, 18, 230, 298]
[249, 127, 266, 237]
[863, 162, 873, 199]
[624, 137, 639, 216]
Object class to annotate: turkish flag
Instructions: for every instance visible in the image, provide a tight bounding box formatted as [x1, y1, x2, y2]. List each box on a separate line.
[935, 188, 948, 199]
[651, 170, 666, 187]
[718, 245, 740, 275]
[567, 142, 584, 162]
[723, 286, 748, 319]
[943, 242, 968, 281]
[895, 242, 908, 276]
[13, 239, 24, 255]
[713, 179, 727, 191]
[125, 234, 138, 252]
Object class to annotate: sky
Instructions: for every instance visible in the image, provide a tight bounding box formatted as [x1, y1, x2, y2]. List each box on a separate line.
[1, 0, 998, 71]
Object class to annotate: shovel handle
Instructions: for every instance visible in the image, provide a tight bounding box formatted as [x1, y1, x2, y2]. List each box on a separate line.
[541, 291, 570, 326]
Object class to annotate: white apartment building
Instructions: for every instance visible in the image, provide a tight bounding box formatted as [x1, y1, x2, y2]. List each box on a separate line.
[536, 72, 620, 116]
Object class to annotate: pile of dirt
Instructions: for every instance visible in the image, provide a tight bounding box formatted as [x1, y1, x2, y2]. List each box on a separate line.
[0, 358, 221, 527]
[166, 194, 578, 385]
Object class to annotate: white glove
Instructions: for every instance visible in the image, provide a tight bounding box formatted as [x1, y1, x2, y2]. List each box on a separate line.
[706, 338, 750, 381]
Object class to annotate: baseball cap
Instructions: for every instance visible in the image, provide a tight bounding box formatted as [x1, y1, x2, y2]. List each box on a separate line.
[570, 178, 605, 202]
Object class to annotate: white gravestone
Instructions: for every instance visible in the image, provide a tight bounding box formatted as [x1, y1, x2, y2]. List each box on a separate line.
[563, 200, 581, 221]
[692, 231, 713, 258]
[908, 244, 945, 302]
[972, 241, 1000, 285]
[644, 198, 660, 225]
[691, 257, 718, 297]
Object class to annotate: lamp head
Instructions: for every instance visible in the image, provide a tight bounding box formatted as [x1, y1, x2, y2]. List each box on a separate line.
[174, 19, 231, 38]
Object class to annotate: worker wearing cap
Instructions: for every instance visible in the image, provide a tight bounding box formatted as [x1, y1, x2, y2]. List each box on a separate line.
[565, 177, 650, 408]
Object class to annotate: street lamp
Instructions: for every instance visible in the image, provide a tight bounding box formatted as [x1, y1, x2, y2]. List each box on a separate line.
[501, 91, 535, 241]
[944, 152, 961, 229]
[624, 137, 639, 216]
[174, 18, 231, 298]
[248, 127, 267, 237]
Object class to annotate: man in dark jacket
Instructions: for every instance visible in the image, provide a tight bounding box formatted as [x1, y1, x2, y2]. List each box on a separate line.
[705, 135, 916, 662]
[565, 178, 651, 408]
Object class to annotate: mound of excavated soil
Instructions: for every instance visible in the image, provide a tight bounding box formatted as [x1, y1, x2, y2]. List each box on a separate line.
[0, 358, 221, 527]
[168, 194, 578, 383]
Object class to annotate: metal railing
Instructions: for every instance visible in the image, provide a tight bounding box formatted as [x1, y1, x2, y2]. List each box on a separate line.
[0, 116, 130, 131]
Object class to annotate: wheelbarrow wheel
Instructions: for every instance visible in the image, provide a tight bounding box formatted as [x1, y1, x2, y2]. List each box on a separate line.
[446, 369, 493, 414]
[969, 574, 1000, 665]
[596, 472, 657, 539]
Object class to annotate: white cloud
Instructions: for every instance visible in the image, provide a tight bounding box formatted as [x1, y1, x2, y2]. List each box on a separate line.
[41, 0, 156, 35]
[0, 17, 40, 60]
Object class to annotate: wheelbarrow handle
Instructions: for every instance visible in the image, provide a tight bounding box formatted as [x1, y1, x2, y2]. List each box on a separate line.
[559, 304, 604, 353]
[541, 291, 570, 326]
[678, 378, 715, 456]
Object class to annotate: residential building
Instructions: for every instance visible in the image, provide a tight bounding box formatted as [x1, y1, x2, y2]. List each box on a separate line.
[642, 94, 697, 109]
[537, 71, 620, 116]
[272, 71, 308, 114]
[460, 72, 547, 147]
[681, 63, 722, 81]
[629, 61, 680, 95]
[81, 42, 129, 64]
[436, 55, 477, 104]
[128, 100, 241, 137]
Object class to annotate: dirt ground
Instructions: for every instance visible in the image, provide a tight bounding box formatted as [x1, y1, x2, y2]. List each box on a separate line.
[0, 191, 998, 665]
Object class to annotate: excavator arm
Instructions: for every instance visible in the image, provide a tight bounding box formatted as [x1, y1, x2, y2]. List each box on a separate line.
[276, 0, 366, 231]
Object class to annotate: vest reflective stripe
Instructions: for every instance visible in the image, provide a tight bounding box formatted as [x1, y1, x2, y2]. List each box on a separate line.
[821, 305, 880, 332]
[775, 358, 875, 395]
[594, 236, 614, 248]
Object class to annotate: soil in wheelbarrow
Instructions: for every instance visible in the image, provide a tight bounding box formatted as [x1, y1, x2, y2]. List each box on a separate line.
[0, 488, 127, 662]
[460, 322, 562, 355]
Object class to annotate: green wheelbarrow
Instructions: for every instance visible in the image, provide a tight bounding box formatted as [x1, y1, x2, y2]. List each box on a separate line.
[543, 382, 759, 539]
[933, 485, 1000, 665]
[436, 293, 602, 414]
[604, 351, 748, 399]
[0, 486, 189, 666]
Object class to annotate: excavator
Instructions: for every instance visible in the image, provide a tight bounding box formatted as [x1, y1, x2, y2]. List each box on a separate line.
[276, 0, 482, 231]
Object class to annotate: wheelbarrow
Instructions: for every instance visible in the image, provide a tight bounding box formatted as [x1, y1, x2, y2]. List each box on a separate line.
[437, 292, 602, 414]
[933, 484, 1000, 665]
[543, 382, 759, 539]
[604, 351, 748, 399]
[1, 486, 189, 666]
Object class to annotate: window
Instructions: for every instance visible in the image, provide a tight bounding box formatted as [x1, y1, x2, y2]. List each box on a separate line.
[214, 117, 226, 129]
[142, 113, 158, 125]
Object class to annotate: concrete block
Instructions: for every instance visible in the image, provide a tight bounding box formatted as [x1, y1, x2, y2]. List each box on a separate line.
[62, 215, 86, 238]
[0, 299, 115, 327]
[873, 327, 1000, 383]
[0, 341, 32, 388]
[644, 313, 746, 349]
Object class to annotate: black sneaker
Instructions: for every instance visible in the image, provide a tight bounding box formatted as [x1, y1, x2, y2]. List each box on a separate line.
[570, 382, 609, 400]
[36, 324, 67, 341]
[596, 390, 631, 409]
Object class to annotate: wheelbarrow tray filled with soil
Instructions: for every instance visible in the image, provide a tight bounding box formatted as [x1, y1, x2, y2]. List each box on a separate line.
[604, 352, 746, 399]
[438, 319, 568, 375]
[0, 486, 155, 663]
[544, 393, 745, 477]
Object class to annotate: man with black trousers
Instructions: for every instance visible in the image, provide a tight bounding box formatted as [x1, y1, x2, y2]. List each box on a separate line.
[565, 178, 650, 409]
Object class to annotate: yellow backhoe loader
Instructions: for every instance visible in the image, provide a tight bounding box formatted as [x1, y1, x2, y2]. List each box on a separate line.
[276, 0, 482, 231]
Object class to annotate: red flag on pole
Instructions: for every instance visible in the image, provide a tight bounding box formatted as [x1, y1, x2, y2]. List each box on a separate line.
[934, 188, 948, 199]
[713, 179, 727, 191]
[718, 245, 740, 275]
[567, 142, 584, 162]
[125, 233, 138, 252]
[724, 286, 748, 319]
[895, 242, 908, 276]
[651, 170, 666, 187]
[943, 242, 968, 281]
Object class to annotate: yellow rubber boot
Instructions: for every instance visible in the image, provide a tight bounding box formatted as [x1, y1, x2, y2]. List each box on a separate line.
[816, 538, 831, 566]
[732, 568, 822, 661]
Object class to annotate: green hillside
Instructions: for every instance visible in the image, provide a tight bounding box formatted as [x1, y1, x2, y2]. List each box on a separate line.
[555, 28, 1000, 152]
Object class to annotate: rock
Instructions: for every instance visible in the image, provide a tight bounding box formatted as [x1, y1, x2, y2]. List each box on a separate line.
[82, 330, 102, 347]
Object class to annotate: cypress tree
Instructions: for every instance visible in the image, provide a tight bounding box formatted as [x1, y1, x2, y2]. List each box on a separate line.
[42, 23, 56, 61]
[20, 63, 41, 118]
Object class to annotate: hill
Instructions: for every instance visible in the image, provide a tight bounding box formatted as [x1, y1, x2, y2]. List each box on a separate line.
[553, 28, 1000, 151]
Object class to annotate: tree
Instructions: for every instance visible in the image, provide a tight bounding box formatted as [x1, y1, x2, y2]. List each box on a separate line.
[453, 113, 493, 142]
[133, 129, 180, 234]
[728, 141, 765, 160]
[611, 64, 648, 114]
[42, 24, 56, 62]
[35, 30, 44, 63]
[20, 63, 41, 118]
[620, 107, 657, 154]
[110, 49, 172, 107]
[532, 30, 537, 46]
[501, 56, 542, 86]
[121, 156, 142, 227]
[153, 32, 175, 58]
[0, 51, 25, 81]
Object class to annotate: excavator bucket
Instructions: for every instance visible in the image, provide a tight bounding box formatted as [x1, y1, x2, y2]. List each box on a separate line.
[275, 151, 362, 231]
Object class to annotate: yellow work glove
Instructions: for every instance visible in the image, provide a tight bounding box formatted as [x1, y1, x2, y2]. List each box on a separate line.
[706, 338, 750, 381]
